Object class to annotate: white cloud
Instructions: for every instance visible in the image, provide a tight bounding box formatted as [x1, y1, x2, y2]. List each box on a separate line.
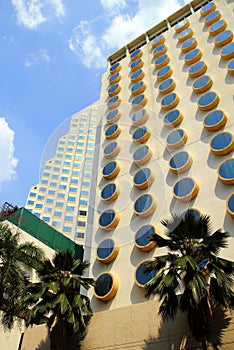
[11, 0, 65, 29]
[100, 0, 126, 11]
[25, 49, 50, 67]
[0, 118, 18, 190]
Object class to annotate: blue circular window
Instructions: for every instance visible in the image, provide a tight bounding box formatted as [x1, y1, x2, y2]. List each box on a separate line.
[155, 54, 169, 68]
[181, 37, 197, 53]
[200, 2, 216, 16]
[131, 69, 144, 82]
[205, 10, 221, 26]
[210, 132, 234, 155]
[189, 61, 207, 78]
[104, 141, 119, 158]
[161, 93, 179, 110]
[97, 238, 119, 263]
[132, 94, 147, 109]
[106, 109, 120, 124]
[101, 183, 118, 202]
[134, 194, 156, 217]
[110, 62, 120, 73]
[203, 110, 227, 131]
[167, 129, 187, 149]
[159, 78, 175, 94]
[215, 30, 233, 47]
[163, 109, 183, 127]
[131, 81, 145, 95]
[133, 145, 151, 164]
[221, 42, 234, 60]
[157, 65, 172, 81]
[178, 28, 193, 42]
[173, 177, 199, 201]
[108, 83, 120, 96]
[132, 109, 148, 125]
[135, 261, 157, 287]
[198, 91, 219, 110]
[130, 48, 142, 61]
[169, 151, 192, 173]
[209, 19, 227, 36]
[218, 159, 234, 185]
[193, 75, 212, 93]
[175, 19, 189, 33]
[102, 160, 120, 179]
[227, 193, 234, 218]
[185, 49, 202, 65]
[109, 72, 121, 84]
[133, 167, 153, 189]
[130, 58, 143, 71]
[153, 44, 167, 57]
[108, 95, 121, 109]
[105, 124, 120, 139]
[182, 208, 201, 220]
[227, 59, 234, 75]
[94, 273, 118, 301]
[135, 225, 156, 251]
[152, 34, 165, 47]
[99, 209, 119, 229]
[132, 126, 150, 143]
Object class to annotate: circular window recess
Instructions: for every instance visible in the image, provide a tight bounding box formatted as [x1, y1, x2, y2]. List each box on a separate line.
[130, 58, 144, 72]
[163, 109, 183, 128]
[175, 18, 190, 33]
[107, 95, 121, 110]
[178, 28, 194, 42]
[184, 49, 202, 65]
[210, 132, 234, 156]
[192, 75, 213, 94]
[101, 183, 119, 202]
[97, 238, 119, 264]
[221, 43, 234, 60]
[134, 194, 156, 218]
[197, 91, 219, 111]
[227, 193, 234, 218]
[94, 272, 119, 301]
[215, 30, 233, 47]
[102, 161, 120, 180]
[169, 151, 193, 174]
[135, 260, 157, 288]
[130, 49, 143, 61]
[203, 110, 227, 132]
[200, 2, 216, 17]
[205, 10, 221, 26]
[218, 158, 234, 185]
[181, 208, 202, 220]
[155, 54, 170, 69]
[135, 225, 158, 252]
[99, 209, 120, 230]
[110, 62, 121, 74]
[108, 83, 121, 97]
[132, 126, 151, 144]
[157, 65, 173, 81]
[106, 109, 121, 124]
[131, 81, 146, 96]
[133, 167, 154, 190]
[173, 177, 199, 202]
[161, 93, 179, 111]
[132, 109, 149, 126]
[131, 69, 145, 83]
[132, 94, 148, 110]
[153, 44, 167, 58]
[105, 124, 121, 140]
[159, 78, 176, 95]
[133, 145, 152, 165]
[151, 34, 165, 48]
[209, 19, 227, 36]
[181, 37, 198, 53]
[104, 141, 120, 159]
[189, 61, 207, 78]
[167, 129, 188, 149]
[109, 72, 121, 85]
[227, 59, 234, 75]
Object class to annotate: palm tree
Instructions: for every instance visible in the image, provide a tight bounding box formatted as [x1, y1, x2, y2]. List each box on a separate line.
[144, 212, 234, 350]
[26, 250, 94, 350]
[0, 223, 45, 328]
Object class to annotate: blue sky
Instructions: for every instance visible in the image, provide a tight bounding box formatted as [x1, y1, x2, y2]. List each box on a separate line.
[0, 0, 189, 208]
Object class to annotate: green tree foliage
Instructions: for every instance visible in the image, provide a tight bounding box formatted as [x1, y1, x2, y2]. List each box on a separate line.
[144, 212, 234, 350]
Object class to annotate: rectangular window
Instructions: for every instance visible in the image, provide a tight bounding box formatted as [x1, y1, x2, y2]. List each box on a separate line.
[45, 165, 51, 170]
[68, 141, 74, 145]
[72, 171, 79, 176]
[43, 172, 50, 177]
[52, 221, 60, 227]
[77, 142, 84, 146]
[75, 156, 82, 160]
[79, 135, 85, 139]
[84, 173, 91, 178]
[85, 157, 92, 162]
[44, 207, 52, 213]
[59, 185, 67, 190]
[71, 179, 78, 184]
[37, 195, 45, 200]
[58, 193, 65, 198]
[62, 169, 69, 174]
[55, 160, 62, 165]
[43, 217, 50, 222]
[29, 192, 36, 197]
[58, 147, 64, 151]
[68, 196, 76, 202]
[56, 153, 63, 157]
[73, 163, 80, 168]
[39, 187, 46, 192]
[48, 190, 55, 195]
[66, 205, 75, 212]
[52, 174, 58, 179]
[53, 167, 60, 171]
[61, 176, 68, 181]
[50, 182, 57, 187]
[66, 147, 73, 152]
[65, 155, 72, 159]
[54, 211, 62, 217]
[86, 150, 93, 154]
[82, 181, 90, 187]
[84, 164, 92, 170]
[64, 161, 71, 166]
[88, 135, 95, 140]
[77, 221, 86, 227]
[78, 210, 87, 216]
[59, 140, 65, 145]
[80, 191, 89, 196]
[69, 188, 77, 193]
[41, 180, 48, 184]
[65, 216, 73, 222]
[46, 199, 53, 204]
[34, 213, 40, 218]
[79, 200, 88, 206]
[87, 142, 94, 147]
[27, 200, 34, 205]
[76, 148, 83, 153]
[63, 226, 72, 233]
[56, 202, 63, 207]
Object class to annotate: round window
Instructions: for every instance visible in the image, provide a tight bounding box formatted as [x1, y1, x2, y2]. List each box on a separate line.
[197, 91, 219, 111]
[184, 49, 202, 65]
[107, 95, 121, 110]
[133, 167, 154, 190]
[135, 225, 157, 251]
[135, 261, 157, 288]
[218, 159, 234, 185]
[108, 83, 121, 97]
[173, 177, 199, 202]
[132, 94, 147, 109]
[94, 273, 118, 301]
[106, 109, 121, 124]
[205, 10, 221, 26]
[134, 194, 156, 217]
[175, 19, 189, 33]
[131, 69, 145, 83]
[189, 61, 207, 78]
[203, 110, 227, 131]
[157, 65, 173, 81]
[102, 160, 120, 180]
[151, 34, 165, 48]
[178, 28, 193, 42]
[169, 151, 192, 174]
[167, 129, 188, 149]
[227, 193, 234, 218]
[99, 209, 119, 230]
[132, 126, 150, 144]
[155, 54, 170, 69]
[181, 208, 201, 220]
[181, 37, 197, 53]
[97, 238, 119, 263]
[159, 78, 176, 95]
[163, 109, 183, 128]
[133, 145, 152, 165]
[153, 44, 167, 58]
[227, 59, 234, 75]
[192, 75, 212, 94]
[109, 72, 121, 85]
[210, 132, 234, 156]
[130, 48, 142, 61]
[130, 58, 144, 72]
[105, 124, 121, 139]
[200, 2, 216, 17]
[161, 93, 179, 110]
[221, 42, 234, 60]
[101, 183, 119, 202]
[209, 19, 227, 36]
[110, 62, 121, 74]
[215, 30, 233, 47]
[104, 141, 120, 158]
[132, 109, 149, 126]
[131, 81, 146, 96]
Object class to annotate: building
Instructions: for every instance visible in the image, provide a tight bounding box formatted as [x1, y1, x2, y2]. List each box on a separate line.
[25, 105, 98, 245]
